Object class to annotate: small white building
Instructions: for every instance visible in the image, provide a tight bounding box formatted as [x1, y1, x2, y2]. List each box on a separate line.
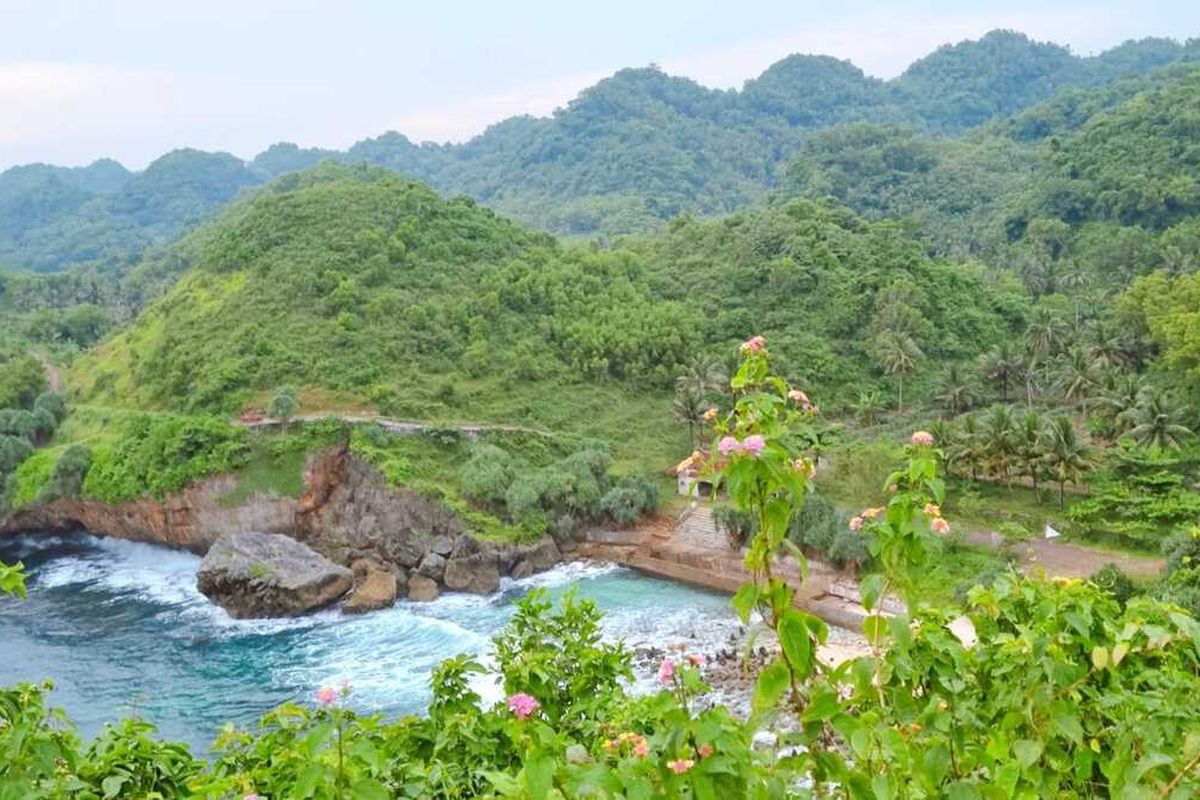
[670, 450, 716, 497]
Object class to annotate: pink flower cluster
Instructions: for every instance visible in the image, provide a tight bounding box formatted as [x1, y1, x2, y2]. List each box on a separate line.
[717, 434, 765, 457]
[604, 731, 650, 758]
[911, 430, 935, 446]
[931, 517, 951, 535]
[315, 686, 337, 706]
[741, 335, 766, 353]
[658, 657, 676, 684]
[669, 758, 695, 774]
[507, 692, 541, 720]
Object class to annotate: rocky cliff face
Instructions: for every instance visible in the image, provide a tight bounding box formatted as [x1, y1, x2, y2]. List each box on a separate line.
[0, 446, 564, 605]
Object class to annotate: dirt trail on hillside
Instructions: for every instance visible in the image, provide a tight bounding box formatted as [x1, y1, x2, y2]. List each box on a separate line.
[964, 529, 1163, 580]
[34, 350, 62, 392]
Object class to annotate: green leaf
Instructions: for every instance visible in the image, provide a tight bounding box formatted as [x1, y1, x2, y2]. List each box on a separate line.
[731, 584, 759, 624]
[778, 609, 814, 679]
[801, 687, 841, 723]
[1091, 646, 1108, 670]
[860, 573, 884, 612]
[101, 775, 127, 799]
[524, 751, 556, 799]
[1111, 642, 1129, 666]
[862, 614, 889, 646]
[1013, 739, 1043, 769]
[753, 659, 791, 713]
[350, 778, 391, 800]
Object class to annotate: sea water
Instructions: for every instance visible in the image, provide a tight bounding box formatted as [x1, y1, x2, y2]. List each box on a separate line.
[0, 532, 735, 751]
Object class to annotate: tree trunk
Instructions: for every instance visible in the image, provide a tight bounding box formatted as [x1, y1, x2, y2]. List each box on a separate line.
[1058, 480, 1066, 510]
[898, 376, 904, 413]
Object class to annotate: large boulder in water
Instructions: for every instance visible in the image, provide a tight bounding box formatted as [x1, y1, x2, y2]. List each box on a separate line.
[197, 532, 353, 618]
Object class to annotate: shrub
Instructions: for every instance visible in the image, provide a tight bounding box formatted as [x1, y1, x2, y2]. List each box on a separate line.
[1089, 562, 1140, 606]
[42, 445, 92, 502]
[600, 475, 660, 525]
[82, 413, 248, 502]
[0, 434, 33, 473]
[459, 443, 518, 503]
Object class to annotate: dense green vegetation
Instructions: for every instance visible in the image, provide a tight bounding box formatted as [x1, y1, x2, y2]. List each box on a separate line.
[63, 165, 1021, 476]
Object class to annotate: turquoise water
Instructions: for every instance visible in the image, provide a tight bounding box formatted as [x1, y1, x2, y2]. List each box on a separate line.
[0, 532, 735, 751]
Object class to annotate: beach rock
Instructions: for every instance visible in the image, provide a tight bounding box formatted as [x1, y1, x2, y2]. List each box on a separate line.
[407, 574, 439, 602]
[416, 552, 446, 580]
[196, 531, 353, 619]
[444, 552, 501, 594]
[428, 534, 454, 556]
[343, 566, 398, 614]
[510, 538, 561, 579]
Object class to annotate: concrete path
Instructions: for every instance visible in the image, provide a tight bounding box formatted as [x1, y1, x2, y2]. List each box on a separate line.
[581, 505, 874, 629]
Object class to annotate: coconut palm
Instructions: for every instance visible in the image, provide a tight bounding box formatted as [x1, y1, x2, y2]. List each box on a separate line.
[981, 343, 1021, 403]
[1124, 392, 1193, 450]
[1015, 410, 1046, 492]
[675, 355, 728, 399]
[935, 365, 976, 417]
[1025, 306, 1071, 359]
[1057, 346, 1097, 407]
[1040, 415, 1094, 509]
[673, 386, 708, 450]
[1092, 372, 1146, 438]
[874, 333, 923, 412]
[946, 413, 985, 482]
[982, 405, 1018, 486]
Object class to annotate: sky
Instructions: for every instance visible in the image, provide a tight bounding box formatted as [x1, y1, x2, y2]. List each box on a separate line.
[2, 0, 1199, 171]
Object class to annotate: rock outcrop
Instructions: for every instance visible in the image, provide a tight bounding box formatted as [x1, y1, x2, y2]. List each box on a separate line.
[343, 563, 399, 614]
[407, 575, 440, 602]
[1, 445, 566, 616]
[197, 532, 353, 618]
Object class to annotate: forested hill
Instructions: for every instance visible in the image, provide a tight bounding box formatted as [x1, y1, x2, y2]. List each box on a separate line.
[3, 30, 1197, 274]
[781, 61, 1200, 296]
[68, 164, 1023, 448]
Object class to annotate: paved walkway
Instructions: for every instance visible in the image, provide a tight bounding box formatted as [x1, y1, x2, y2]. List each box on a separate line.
[581, 505, 875, 629]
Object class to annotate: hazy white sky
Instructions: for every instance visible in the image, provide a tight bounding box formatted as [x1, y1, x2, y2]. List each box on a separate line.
[1, 0, 1198, 170]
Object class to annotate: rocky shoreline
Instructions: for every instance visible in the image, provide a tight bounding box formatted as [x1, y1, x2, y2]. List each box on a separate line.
[0, 446, 567, 617]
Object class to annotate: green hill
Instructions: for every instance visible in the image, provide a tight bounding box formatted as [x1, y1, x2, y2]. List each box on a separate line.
[782, 63, 1200, 293]
[69, 165, 1023, 464]
[2, 31, 1195, 275]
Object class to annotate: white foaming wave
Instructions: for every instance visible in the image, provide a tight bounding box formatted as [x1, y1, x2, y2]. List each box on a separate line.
[33, 555, 107, 589]
[509, 559, 624, 591]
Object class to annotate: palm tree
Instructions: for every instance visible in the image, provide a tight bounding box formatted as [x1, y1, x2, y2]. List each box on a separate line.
[875, 333, 923, 412]
[947, 413, 985, 482]
[1125, 392, 1193, 449]
[1057, 346, 1097, 408]
[1040, 415, 1093, 509]
[675, 355, 727, 400]
[1019, 353, 1045, 408]
[1093, 373, 1146, 439]
[981, 343, 1021, 403]
[935, 365, 976, 417]
[672, 386, 707, 450]
[1025, 307, 1070, 359]
[1015, 410, 1046, 492]
[982, 405, 1018, 486]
